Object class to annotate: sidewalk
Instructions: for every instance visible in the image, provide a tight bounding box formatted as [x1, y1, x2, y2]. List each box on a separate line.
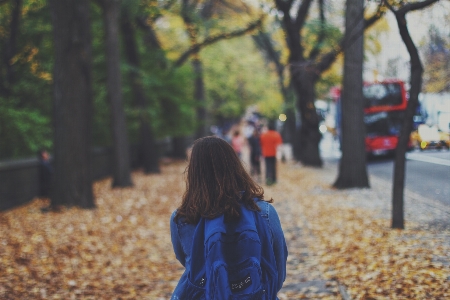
[267, 158, 450, 299]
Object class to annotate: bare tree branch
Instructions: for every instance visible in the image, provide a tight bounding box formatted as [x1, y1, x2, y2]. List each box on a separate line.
[295, 0, 314, 29]
[135, 16, 162, 50]
[173, 16, 264, 67]
[383, 0, 439, 63]
[309, 0, 326, 60]
[364, 3, 385, 28]
[398, 0, 440, 14]
[274, 0, 293, 14]
[253, 30, 285, 88]
[314, 2, 386, 74]
[274, 0, 313, 61]
[384, 0, 439, 16]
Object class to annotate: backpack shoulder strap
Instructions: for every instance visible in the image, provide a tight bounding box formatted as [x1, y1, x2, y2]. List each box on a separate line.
[205, 206, 257, 241]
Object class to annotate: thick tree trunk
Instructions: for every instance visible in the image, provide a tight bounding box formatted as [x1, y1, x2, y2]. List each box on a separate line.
[290, 67, 323, 166]
[121, 15, 160, 174]
[49, 0, 94, 208]
[391, 11, 423, 229]
[102, 0, 133, 187]
[333, 0, 369, 189]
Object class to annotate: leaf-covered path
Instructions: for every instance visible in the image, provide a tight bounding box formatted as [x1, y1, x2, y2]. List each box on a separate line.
[1, 160, 449, 299]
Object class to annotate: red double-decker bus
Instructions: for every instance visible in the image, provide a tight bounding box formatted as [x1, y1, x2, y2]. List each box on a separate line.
[334, 80, 413, 156]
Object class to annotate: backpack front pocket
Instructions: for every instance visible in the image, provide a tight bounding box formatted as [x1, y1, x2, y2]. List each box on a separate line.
[210, 257, 263, 299]
[179, 277, 206, 300]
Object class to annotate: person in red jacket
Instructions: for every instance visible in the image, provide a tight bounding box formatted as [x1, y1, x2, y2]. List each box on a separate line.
[260, 121, 282, 185]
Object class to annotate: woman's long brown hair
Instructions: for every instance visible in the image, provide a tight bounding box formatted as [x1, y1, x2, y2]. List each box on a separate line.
[175, 136, 271, 224]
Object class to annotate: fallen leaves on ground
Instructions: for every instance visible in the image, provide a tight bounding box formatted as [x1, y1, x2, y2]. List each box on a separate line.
[0, 161, 449, 299]
[0, 162, 186, 299]
[271, 164, 450, 300]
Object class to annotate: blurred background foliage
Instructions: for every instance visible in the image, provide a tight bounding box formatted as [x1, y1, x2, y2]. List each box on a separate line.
[1, 0, 448, 160]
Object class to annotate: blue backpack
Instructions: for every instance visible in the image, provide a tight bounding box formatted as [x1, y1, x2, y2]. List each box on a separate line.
[181, 204, 278, 300]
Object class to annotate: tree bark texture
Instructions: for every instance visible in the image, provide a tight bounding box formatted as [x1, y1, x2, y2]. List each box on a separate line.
[290, 66, 323, 166]
[182, 0, 208, 141]
[121, 15, 160, 174]
[192, 56, 207, 139]
[385, 0, 439, 229]
[171, 136, 190, 159]
[391, 10, 423, 229]
[275, 0, 322, 166]
[49, 0, 94, 208]
[102, 0, 133, 187]
[333, 0, 369, 189]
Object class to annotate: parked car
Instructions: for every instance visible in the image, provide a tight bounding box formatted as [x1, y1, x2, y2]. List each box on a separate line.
[410, 124, 450, 150]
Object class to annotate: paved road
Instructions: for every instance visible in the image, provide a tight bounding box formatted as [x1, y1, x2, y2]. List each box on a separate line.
[367, 151, 450, 206]
[320, 133, 450, 207]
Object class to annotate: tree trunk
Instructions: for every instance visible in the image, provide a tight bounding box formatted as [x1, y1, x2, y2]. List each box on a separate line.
[333, 0, 369, 188]
[275, 0, 384, 168]
[252, 31, 301, 159]
[391, 11, 423, 229]
[182, 0, 208, 140]
[49, 0, 94, 208]
[102, 0, 133, 187]
[121, 14, 160, 174]
[192, 55, 207, 139]
[290, 66, 323, 166]
[171, 136, 189, 159]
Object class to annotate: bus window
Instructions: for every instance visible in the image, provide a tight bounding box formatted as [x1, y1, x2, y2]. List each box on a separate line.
[365, 111, 405, 137]
[363, 82, 403, 109]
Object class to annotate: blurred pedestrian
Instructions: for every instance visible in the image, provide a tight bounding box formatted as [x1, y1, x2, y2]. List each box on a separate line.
[247, 128, 262, 182]
[170, 136, 287, 299]
[221, 128, 232, 144]
[231, 130, 244, 158]
[38, 149, 52, 197]
[260, 121, 283, 185]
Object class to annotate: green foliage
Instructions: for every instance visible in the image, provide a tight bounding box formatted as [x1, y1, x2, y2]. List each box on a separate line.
[0, 98, 51, 159]
[297, 19, 343, 100]
[0, 0, 53, 159]
[122, 24, 196, 142]
[125, 64, 197, 140]
[303, 19, 343, 58]
[0, 0, 283, 160]
[90, 2, 112, 148]
[316, 58, 342, 100]
[203, 36, 283, 121]
[422, 23, 450, 93]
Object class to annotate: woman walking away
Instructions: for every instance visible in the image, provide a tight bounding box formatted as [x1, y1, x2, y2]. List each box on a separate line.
[170, 136, 287, 300]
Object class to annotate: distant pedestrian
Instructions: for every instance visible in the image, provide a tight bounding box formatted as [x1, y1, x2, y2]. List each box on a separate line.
[260, 121, 283, 185]
[170, 136, 287, 299]
[231, 130, 244, 158]
[247, 128, 262, 182]
[221, 128, 232, 144]
[38, 149, 52, 197]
